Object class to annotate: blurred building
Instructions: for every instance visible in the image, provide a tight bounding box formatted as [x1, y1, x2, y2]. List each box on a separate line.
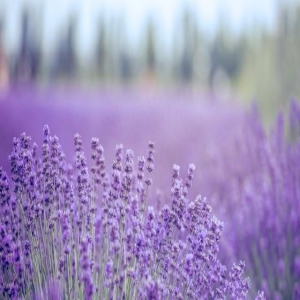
[0, 20, 9, 90]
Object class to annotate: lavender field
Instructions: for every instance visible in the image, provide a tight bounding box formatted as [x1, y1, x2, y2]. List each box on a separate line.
[0, 87, 300, 299]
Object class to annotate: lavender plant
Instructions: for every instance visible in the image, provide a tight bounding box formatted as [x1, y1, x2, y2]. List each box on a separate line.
[0, 125, 261, 299]
[217, 103, 300, 299]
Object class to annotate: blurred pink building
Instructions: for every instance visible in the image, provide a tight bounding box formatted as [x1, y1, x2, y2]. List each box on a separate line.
[0, 42, 9, 90]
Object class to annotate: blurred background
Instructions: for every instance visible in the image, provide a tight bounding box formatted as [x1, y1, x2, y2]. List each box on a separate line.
[0, 0, 300, 121]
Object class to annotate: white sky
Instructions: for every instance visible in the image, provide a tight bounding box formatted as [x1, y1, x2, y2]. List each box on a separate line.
[0, 0, 286, 58]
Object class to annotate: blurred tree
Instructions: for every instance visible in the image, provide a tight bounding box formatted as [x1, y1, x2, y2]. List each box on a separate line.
[51, 15, 78, 80]
[145, 19, 156, 73]
[139, 18, 158, 86]
[95, 17, 108, 79]
[236, 1, 300, 122]
[275, 1, 300, 105]
[178, 8, 198, 83]
[116, 18, 133, 83]
[13, 8, 41, 83]
[209, 27, 245, 91]
[236, 31, 279, 121]
[119, 51, 132, 83]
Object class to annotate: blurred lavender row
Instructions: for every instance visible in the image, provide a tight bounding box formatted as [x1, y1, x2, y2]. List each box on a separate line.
[0, 87, 244, 199]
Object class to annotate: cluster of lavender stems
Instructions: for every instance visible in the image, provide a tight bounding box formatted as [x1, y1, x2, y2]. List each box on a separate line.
[213, 102, 300, 299]
[0, 125, 264, 299]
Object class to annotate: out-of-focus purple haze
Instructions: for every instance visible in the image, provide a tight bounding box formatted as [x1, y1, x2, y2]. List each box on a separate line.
[0, 86, 245, 203]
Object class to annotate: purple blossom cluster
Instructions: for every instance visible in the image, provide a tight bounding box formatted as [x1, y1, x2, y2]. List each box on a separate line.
[0, 125, 262, 299]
